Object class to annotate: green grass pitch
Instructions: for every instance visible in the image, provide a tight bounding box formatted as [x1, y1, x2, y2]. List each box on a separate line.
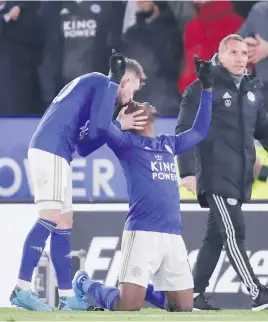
[0, 308, 267, 322]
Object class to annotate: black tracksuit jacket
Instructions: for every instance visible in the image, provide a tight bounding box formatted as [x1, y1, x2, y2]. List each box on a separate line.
[176, 59, 268, 207]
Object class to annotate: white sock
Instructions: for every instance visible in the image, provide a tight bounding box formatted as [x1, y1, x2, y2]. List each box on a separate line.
[17, 279, 32, 291]
[194, 293, 200, 299]
[58, 289, 75, 297]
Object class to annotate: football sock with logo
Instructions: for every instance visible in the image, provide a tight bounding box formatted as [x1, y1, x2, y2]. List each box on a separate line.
[17, 219, 56, 290]
[145, 284, 167, 310]
[82, 279, 119, 311]
[50, 229, 74, 297]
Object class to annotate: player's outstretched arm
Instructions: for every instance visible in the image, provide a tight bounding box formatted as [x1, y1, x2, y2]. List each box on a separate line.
[174, 56, 213, 155]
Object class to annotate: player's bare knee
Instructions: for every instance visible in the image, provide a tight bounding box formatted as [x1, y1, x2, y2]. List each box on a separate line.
[167, 303, 192, 312]
[119, 300, 142, 311]
[166, 298, 180, 312]
[167, 289, 193, 312]
[38, 202, 62, 225]
[57, 211, 73, 229]
[178, 304, 193, 312]
[183, 306, 193, 312]
[125, 305, 142, 311]
[119, 283, 145, 311]
[119, 293, 143, 311]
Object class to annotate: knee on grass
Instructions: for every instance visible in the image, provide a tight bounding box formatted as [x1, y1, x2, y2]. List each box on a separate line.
[119, 303, 142, 311]
[168, 303, 193, 312]
[117, 297, 143, 311]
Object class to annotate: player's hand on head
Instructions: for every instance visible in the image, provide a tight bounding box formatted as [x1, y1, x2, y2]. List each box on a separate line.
[194, 55, 213, 89]
[117, 105, 148, 131]
[181, 176, 196, 195]
[109, 50, 126, 84]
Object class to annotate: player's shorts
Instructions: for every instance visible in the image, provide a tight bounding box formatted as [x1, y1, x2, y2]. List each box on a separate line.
[119, 230, 194, 291]
[28, 148, 72, 213]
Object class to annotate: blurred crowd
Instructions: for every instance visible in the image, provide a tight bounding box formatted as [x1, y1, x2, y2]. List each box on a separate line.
[0, 0, 267, 117]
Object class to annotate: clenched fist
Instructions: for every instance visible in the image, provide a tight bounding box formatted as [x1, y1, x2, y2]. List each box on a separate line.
[194, 55, 213, 89]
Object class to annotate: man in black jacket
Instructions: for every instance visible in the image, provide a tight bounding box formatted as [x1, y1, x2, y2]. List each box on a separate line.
[176, 34, 268, 311]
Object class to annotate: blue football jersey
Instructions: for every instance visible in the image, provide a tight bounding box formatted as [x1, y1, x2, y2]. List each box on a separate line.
[29, 73, 110, 163]
[94, 81, 213, 234]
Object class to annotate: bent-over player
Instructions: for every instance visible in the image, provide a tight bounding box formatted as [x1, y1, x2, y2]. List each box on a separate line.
[10, 59, 146, 311]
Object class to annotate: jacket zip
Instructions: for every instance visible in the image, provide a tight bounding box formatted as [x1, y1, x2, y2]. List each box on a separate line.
[238, 89, 245, 201]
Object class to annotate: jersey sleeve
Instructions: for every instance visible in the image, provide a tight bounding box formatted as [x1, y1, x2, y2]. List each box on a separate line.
[95, 81, 131, 155]
[174, 90, 213, 155]
[75, 121, 122, 157]
[75, 138, 105, 157]
[86, 74, 110, 140]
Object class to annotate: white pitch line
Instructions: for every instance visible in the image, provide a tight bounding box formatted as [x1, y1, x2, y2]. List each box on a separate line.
[32, 313, 238, 318]
[0, 319, 255, 322]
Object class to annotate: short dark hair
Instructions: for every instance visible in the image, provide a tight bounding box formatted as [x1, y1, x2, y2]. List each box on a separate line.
[112, 100, 159, 122]
[125, 58, 147, 87]
[124, 100, 158, 134]
[126, 100, 159, 121]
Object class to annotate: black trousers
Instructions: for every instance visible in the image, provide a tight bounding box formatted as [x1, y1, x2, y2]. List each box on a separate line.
[193, 194, 261, 299]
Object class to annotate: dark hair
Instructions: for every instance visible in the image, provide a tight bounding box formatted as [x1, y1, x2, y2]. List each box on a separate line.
[126, 100, 159, 121]
[112, 100, 158, 124]
[125, 58, 147, 87]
